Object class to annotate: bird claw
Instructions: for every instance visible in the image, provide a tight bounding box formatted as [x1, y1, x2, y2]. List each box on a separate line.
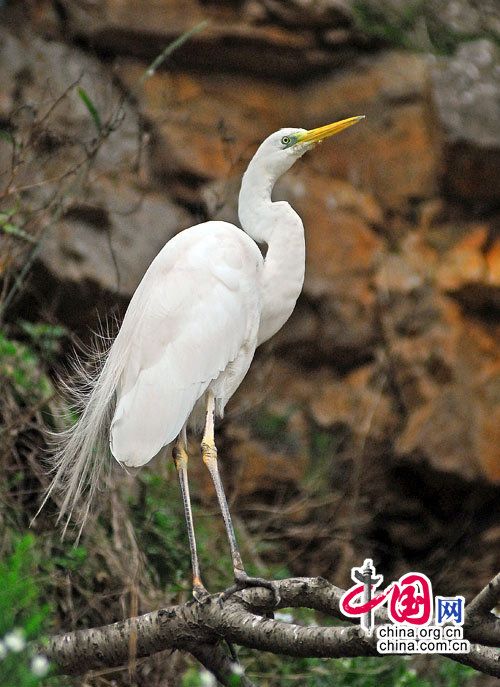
[193, 583, 211, 605]
[217, 592, 226, 609]
[220, 571, 281, 606]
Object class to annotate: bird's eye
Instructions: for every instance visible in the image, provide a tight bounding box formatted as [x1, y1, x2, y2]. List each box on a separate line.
[281, 135, 292, 147]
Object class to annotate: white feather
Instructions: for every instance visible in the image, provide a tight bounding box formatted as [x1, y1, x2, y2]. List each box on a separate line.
[38, 122, 318, 533]
[37, 221, 263, 528]
[34, 313, 133, 537]
[110, 221, 262, 466]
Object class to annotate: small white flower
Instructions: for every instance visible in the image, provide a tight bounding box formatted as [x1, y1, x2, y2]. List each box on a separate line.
[199, 669, 216, 687]
[230, 662, 244, 676]
[0, 641, 7, 660]
[31, 655, 50, 677]
[4, 629, 25, 652]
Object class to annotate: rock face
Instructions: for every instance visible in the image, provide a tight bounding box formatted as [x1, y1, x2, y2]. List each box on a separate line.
[1, 1, 499, 586]
[0, 24, 191, 324]
[300, 50, 438, 210]
[31, 0, 355, 79]
[431, 39, 500, 204]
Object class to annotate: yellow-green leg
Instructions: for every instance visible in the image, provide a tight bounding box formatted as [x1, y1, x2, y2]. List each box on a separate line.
[172, 435, 209, 602]
[201, 392, 277, 602]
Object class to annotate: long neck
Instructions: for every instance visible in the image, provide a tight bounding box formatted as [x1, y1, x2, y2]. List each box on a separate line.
[239, 160, 305, 345]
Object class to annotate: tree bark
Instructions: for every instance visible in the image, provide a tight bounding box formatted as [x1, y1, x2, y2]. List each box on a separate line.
[45, 574, 500, 680]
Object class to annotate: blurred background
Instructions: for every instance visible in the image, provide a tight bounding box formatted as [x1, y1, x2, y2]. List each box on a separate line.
[0, 1, 499, 686]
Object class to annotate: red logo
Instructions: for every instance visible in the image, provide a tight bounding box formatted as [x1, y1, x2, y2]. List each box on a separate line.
[340, 561, 433, 628]
[387, 573, 433, 625]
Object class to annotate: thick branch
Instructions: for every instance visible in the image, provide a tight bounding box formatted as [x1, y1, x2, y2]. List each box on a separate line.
[45, 576, 500, 679]
[188, 644, 256, 687]
[451, 645, 500, 677]
[466, 572, 500, 619]
[464, 573, 500, 647]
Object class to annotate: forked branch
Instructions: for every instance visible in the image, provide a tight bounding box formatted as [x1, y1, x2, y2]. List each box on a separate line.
[45, 574, 500, 683]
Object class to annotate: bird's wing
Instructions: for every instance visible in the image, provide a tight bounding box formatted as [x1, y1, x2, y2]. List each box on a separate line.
[110, 223, 261, 467]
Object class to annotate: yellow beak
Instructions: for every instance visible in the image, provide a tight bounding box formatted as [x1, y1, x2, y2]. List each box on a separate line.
[296, 115, 365, 145]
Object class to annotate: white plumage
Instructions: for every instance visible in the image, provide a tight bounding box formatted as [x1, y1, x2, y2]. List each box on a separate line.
[110, 222, 262, 466]
[39, 116, 364, 592]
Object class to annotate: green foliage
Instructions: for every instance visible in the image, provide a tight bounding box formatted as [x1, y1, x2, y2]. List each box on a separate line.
[182, 666, 214, 687]
[128, 470, 192, 589]
[182, 665, 244, 687]
[0, 535, 53, 687]
[309, 429, 346, 465]
[76, 87, 102, 133]
[436, 661, 476, 687]
[0, 536, 48, 639]
[249, 405, 300, 454]
[307, 428, 348, 495]
[0, 207, 35, 244]
[127, 465, 284, 594]
[0, 129, 15, 145]
[0, 332, 53, 403]
[240, 654, 475, 687]
[251, 408, 289, 443]
[181, 652, 476, 687]
[352, 0, 500, 54]
[128, 468, 240, 592]
[141, 21, 209, 82]
[352, 0, 425, 50]
[18, 322, 67, 362]
[48, 546, 87, 574]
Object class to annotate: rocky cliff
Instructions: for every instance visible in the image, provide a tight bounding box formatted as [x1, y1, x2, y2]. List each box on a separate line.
[1, 0, 499, 592]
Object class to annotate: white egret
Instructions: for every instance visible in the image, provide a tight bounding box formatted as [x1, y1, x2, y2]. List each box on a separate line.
[41, 115, 364, 600]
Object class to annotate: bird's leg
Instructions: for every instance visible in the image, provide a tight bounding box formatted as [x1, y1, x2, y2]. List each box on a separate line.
[172, 435, 209, 602]
[201, 393, 278, 603]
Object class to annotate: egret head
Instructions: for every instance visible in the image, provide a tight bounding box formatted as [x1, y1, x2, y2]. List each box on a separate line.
[251, 116, 365, 178]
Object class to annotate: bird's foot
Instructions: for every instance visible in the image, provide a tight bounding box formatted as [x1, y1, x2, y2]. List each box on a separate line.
[220, 570, 281, 606]
[193, 580, 211, 604]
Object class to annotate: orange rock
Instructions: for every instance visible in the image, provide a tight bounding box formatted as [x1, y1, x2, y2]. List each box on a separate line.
[228, 438, 307, 497]
[117, 64, 295, 181]
[310, 365, 396, 442]
[436, 225, 488, 291]
[279, 170, 384, 298]
[280, 173, 384, 227]
[40, 0, 340, 79]
[299, 51, 438, 209]
[306, 209, 382, 296]
[486, 238, 500, 286]
[476, 399, 500, 484]
[396, 389, 482, 481]
[391, 290, 500, 483]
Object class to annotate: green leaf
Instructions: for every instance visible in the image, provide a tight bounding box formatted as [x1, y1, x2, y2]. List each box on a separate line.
[0, 129, 14, 145]
[0, 208, 16, 221]
[141, 21, 209, 83]
[77, 87, 102, 133]
[18, 321, 67, 341]
[0, 222, 37, 244]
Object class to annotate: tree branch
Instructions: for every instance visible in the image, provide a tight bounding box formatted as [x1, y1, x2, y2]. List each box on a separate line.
[466, 572, 500, 619]
[44, 576, 500, 680]
[188, 643, 257, 687]
[464, 572, 500, 648]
